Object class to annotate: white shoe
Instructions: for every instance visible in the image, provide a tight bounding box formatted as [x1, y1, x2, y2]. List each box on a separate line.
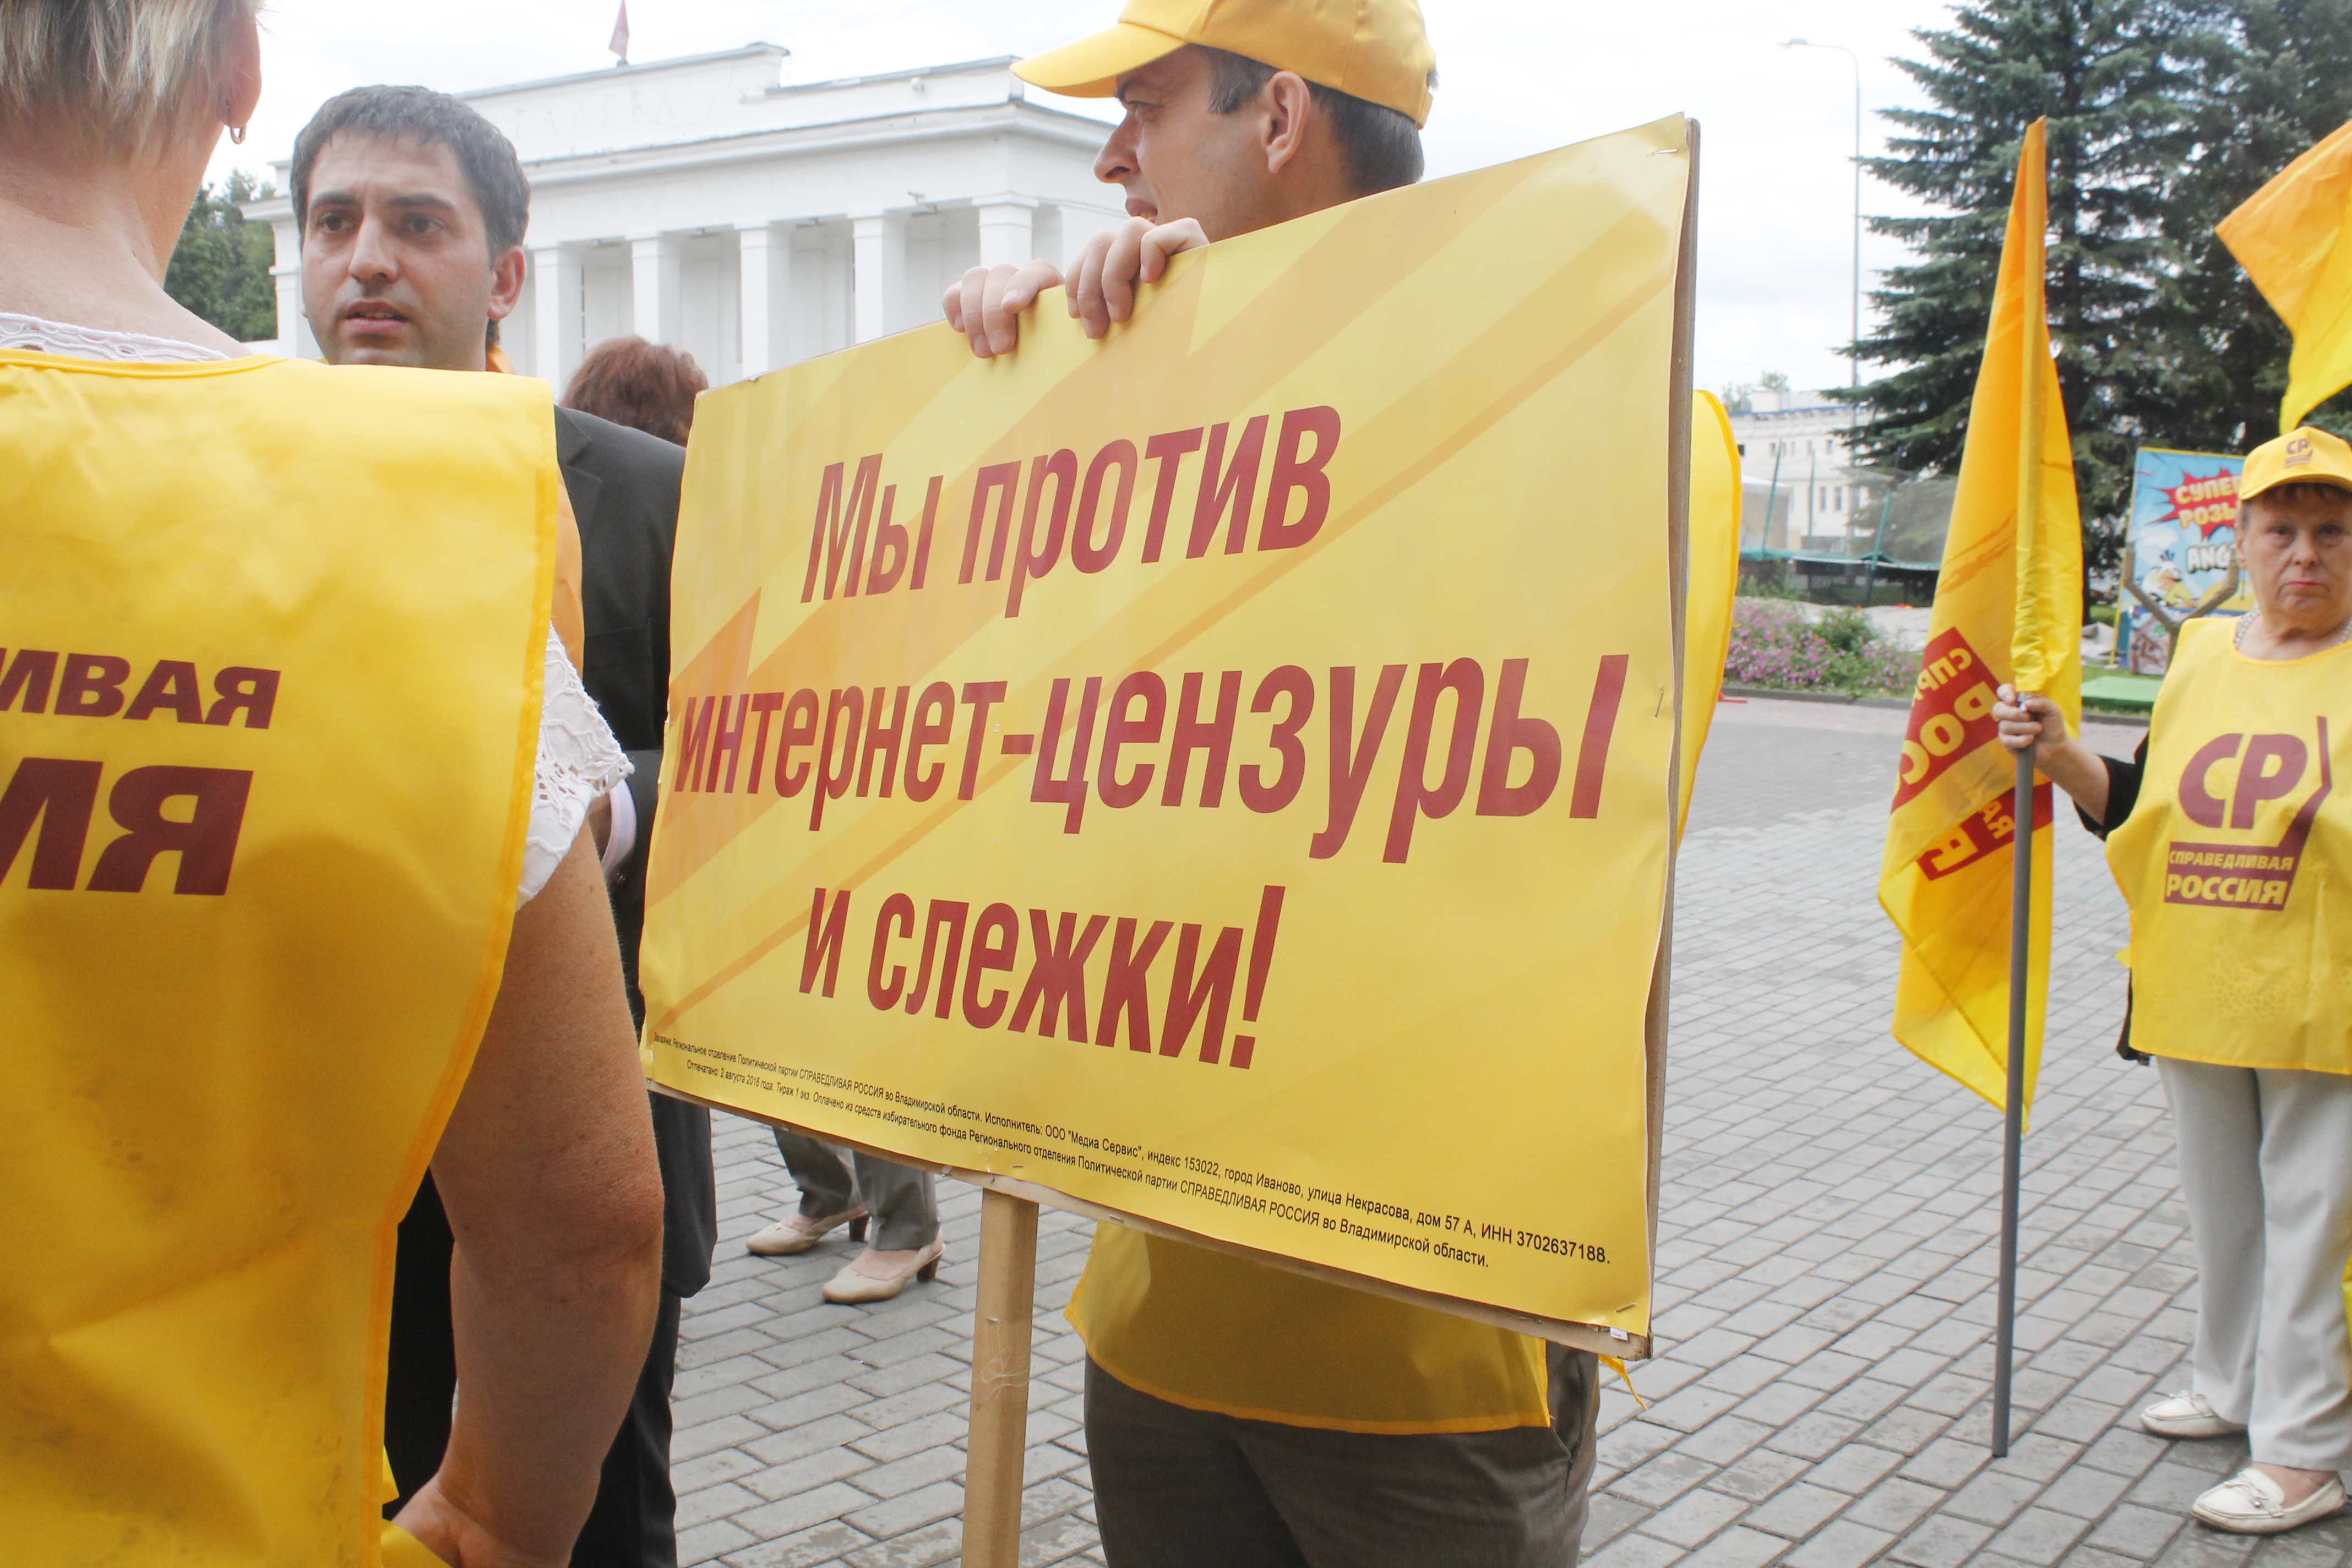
[2192, 1469, 2345, 1534]
[745, 1206, 867, 1256]
[822, 1238, 945, 1304]
[2141, 1392, 2247, 1440]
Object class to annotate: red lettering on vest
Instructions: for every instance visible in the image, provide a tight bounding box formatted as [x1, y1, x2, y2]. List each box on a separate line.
[85, 765, 253, 895]
[0, 756, 101, 888]
[2165, 717, 2333, 911]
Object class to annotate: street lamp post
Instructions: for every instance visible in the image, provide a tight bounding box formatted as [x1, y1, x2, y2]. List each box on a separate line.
[1779, 38, 1863, 388]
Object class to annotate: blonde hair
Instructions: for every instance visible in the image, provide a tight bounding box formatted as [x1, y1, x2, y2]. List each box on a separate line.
[0, 0, 258, 152]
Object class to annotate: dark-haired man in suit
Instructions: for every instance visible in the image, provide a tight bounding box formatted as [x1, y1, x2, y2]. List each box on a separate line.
[290, 83, 715, 1568]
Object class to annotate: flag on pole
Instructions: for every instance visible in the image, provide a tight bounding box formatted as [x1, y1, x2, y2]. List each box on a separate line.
[1879, 118, 2083, 1114]
[609, 2, 631, 65]
[2219, 119, 2352, 433]
[1680, 390, 1743, 840]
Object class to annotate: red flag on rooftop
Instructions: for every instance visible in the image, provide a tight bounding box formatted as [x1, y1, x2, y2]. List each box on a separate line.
[609, 2, 630, 65]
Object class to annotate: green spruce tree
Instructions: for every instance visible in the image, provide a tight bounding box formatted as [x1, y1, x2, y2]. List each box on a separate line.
[1838, 0, 2229, 573]
[164, 170, 279, 345]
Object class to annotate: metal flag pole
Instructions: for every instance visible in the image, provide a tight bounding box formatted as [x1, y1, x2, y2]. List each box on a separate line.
[1991, 738, 2034, 1457]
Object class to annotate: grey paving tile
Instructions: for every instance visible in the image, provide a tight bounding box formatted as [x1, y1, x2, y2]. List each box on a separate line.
[721, 1521, 873, 1567]
[1639, 1487, 1750, 1547]
[1586, 1533, 1689, 1568]
[842, 1478, 967, 1539]
[1586, 1491, 1652, 1549]
[1783, 1519, 1899, 1568]
[734, 1480, 883, 1540]
[1844, 1476, 1946, 1535]
[1746, 1480, 1849, 1539]
[1986, 1504, 2092, 1562]
[1711, 1447, 1812, 1504]
[677, 1517, 758, 1566]
[1681, 1526, 1793, 1568]
[1888, 1512, 1997, 1568]
[1810, 1442, 1905, 1496]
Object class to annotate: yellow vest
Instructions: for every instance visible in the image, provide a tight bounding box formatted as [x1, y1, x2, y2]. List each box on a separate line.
[1068, 1229, 1550, 1434]
[0, 351, 556, 1564]
[2109, 617, 2352, 1074]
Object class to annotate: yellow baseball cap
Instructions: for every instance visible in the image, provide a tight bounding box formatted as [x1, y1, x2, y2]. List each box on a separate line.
[2241, 426, 2352, 503]
[1015, 0, 1436, 128]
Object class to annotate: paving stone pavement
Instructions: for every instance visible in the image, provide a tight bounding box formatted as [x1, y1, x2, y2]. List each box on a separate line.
[671, 695, 2352, 1567]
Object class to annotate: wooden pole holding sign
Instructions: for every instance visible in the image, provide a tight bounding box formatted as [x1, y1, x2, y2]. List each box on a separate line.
[960, 1191, 1041, 1568]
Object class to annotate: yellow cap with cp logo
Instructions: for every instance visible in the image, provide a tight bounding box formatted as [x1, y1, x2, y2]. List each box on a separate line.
[1014, 0, 1437, 128]
[2241, 425, 2352, 503]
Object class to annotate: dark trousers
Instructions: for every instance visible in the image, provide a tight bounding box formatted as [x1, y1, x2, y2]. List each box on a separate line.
[1085, 1346, 1600, 1568]
[382, 1175, 683, 1568]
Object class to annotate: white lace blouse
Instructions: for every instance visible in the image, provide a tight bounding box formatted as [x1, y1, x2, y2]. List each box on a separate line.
[1, 312, 629, 904]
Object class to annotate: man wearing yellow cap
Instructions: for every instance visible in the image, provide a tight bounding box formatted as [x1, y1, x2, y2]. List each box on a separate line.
[944, 6, 1601, 1563]
[1999, 426, 2352, 1536]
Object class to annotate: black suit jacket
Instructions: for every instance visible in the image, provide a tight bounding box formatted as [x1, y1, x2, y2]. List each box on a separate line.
[555, 405, 715, 1300]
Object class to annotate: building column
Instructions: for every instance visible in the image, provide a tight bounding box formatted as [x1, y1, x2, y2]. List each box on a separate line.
[270, 265, 304, 356]
[630, 233, 682, 347]
[850, 212, 906, 344]
[738, 222, 791, 377]
[532, 245, 582, 388]
[265, 217, 317, 358]
[975, 196, 1039, 270]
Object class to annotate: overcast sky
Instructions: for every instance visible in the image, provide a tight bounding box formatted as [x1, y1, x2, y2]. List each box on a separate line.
[218, 0, 1964, 394]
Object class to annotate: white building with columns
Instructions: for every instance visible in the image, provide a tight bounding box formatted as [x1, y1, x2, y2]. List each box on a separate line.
[242, 44, 1128, 385]
[1726, 389, 1875, 553]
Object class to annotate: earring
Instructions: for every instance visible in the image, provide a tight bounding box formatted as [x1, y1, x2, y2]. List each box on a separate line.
[229, 124, 247, 144]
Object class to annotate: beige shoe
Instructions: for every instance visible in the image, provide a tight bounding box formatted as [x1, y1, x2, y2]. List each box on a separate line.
[821, 1238, 945, 1304]
[2192, 1468, 2346, 1533]
[2141, 1391, 2247, 1440]
[745, 1206, 867, 1256]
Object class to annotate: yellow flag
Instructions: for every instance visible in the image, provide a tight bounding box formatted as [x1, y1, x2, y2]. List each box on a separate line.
[1878, 119, 2083, 1114]
[1681, 391, 1741, 837]
[2219, 118, 2352, 433]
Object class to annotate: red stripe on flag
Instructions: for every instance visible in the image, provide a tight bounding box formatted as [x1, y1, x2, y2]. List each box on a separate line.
[1570, 655, 1629, 819]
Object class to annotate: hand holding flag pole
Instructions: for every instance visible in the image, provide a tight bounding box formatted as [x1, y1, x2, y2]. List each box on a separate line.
[1877, 118, 2082, 1457]
[1993, 729, 2033, 1453]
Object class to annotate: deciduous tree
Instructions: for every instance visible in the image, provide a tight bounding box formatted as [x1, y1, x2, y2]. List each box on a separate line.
[165, 171, 277, 346]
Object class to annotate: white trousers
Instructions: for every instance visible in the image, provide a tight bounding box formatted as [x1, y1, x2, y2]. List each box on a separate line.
[2161, 1056, 2352, 1470]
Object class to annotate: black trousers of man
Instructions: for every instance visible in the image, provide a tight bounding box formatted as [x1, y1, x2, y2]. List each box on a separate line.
[382, 410, 706, 1564]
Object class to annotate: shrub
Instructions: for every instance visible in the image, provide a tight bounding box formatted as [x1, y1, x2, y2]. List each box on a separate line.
[1724, 599, 1920, 699]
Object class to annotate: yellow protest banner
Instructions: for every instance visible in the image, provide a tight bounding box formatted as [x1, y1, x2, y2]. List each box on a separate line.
[1879, 119, 2082, 1115]
[640, 118, 1696, 1346]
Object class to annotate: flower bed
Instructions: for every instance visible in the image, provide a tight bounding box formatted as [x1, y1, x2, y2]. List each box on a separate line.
[1724, 599, 1921, 699]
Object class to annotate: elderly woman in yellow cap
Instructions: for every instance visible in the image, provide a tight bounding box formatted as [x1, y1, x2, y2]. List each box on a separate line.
[1998, 426, 2352, 1535]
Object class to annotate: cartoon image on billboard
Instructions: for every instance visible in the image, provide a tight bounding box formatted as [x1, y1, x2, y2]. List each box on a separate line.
[2120, 448, 2248, 675]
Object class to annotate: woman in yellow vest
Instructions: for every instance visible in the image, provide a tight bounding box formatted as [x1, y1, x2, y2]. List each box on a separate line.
[0, 4, 665, 1564]
[1999, 427, 2352, 1536]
